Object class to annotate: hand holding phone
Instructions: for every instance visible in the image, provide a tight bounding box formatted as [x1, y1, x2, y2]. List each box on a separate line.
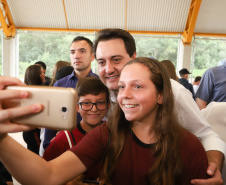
[4, 85, 77, 130]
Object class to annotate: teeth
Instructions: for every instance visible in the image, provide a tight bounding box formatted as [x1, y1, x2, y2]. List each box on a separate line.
[108, 76, 118, 79]
[124, 104, 137, 108]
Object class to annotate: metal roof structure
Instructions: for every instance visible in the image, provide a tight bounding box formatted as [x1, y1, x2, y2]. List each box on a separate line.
[1, 0, 226, 43]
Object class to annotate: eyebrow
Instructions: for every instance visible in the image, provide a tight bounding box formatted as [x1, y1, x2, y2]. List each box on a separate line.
[70, 48, 87, 51]
[96, 55, 123, 60]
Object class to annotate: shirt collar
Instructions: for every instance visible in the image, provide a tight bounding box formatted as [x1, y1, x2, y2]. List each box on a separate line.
[68, 69, 96, 80]
[110, 91, 117, 103]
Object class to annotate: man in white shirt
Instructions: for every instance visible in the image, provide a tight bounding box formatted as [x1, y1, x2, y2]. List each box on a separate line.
[94, 28, 225, 184]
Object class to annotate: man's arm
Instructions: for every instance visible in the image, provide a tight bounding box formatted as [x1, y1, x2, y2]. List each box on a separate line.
[171, 79, 226, 156]
[196, 98, 208, 110]
[171, 79, 225, 184]
[191, 151, 224, 185]
[207, 150, 224, 171]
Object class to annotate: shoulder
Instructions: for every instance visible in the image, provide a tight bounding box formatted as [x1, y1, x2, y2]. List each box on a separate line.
[48, 131, 68, 145]
[54, 72, 74, 87]
[88, 70, 99, 78]
[71, 123, 109, 151]
[170, 79, 193, 102]
[54, 76, 69, 86]
[180, 129, 206, 154]
[179, 129, 209, 180]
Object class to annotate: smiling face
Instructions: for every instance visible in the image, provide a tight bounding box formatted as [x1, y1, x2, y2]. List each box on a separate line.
[117, 63, 163, 124]
[77, 92, 109, 132]
[70, 40, 95, 72]
[96, 39, 136, 91]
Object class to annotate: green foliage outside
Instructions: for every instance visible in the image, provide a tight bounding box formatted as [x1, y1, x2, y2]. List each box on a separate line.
[192, 38, 226, 77]
[134, 35, 179, 67]
[1, 31, 226, 80]
[18, 32, 95, 79]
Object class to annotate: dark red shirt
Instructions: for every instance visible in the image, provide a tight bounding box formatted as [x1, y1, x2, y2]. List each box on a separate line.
[70, 123, 209, 185]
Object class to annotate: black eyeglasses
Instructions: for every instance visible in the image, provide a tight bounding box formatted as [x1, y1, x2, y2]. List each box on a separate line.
[78, 102, 108, 111]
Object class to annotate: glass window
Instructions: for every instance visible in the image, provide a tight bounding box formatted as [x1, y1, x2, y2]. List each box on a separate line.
[18, 31, 95, 80]
[192, 37, 226, 77]
[134, 35, 180, 68]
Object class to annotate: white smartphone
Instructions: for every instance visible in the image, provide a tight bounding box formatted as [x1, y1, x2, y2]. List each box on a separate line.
[4, 85, 77, 130]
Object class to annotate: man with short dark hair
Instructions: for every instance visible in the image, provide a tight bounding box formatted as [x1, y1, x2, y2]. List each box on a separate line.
[93, 28, 225, 184]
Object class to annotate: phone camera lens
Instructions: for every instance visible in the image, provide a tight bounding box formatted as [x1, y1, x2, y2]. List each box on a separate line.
[62, 106, 67, 113]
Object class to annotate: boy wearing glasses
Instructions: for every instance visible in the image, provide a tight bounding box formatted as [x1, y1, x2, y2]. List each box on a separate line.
[43, 77, 110, 162]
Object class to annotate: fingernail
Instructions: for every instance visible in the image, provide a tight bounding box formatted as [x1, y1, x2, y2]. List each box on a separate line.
[21, 91, 28, 98]
[32, 105, 41, 112]
[208, 169, 213, 175]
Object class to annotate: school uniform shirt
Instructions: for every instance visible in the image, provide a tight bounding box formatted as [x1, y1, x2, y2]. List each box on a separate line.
[69, 123, 209, 185]
[43, 122, 86, 161]
[43, 122, 101, 180]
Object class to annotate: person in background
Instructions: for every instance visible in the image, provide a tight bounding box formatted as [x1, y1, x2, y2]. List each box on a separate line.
[24, 64, 45, 86]
[23, 65, 44, 155]
[178, 68, 195, 99]
[193, 76, 201, 94]
[55, 66, 74, 82]
[43, 36, 98, 151]
[161, 60, 179, 81]
[35, 61, 51, 86]
[49, 60, 71, 86]
[196, 59, 226, 110]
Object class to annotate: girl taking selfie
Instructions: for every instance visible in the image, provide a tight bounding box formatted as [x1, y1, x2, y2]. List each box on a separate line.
[0, 57, 208, 185]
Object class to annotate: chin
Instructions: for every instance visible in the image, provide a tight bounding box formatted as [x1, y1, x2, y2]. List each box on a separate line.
[107, 84, 118, 91]
[124, 115, 135, 122]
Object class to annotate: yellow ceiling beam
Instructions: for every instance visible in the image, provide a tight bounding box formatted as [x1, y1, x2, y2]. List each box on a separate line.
[62, 0, 69, 29]
[0, 0, 16, 38]
[9, 26, 226, 38]
[16, 27, 183, 36]
[182, 0, 202, 44]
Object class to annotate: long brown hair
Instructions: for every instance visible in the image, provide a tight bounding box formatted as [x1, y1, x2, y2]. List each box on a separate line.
[49, 60, 71, 86]
[24, 65, 43, 85]
[103, 57, 183, 185]
[161, 60, 179, 81]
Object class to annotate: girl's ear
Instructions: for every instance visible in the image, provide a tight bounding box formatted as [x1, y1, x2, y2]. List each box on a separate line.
[157, 93, 163, 104]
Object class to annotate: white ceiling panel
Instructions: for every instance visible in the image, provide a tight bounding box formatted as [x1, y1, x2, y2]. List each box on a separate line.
[1, 0, 226, 37]
[127, 0, 191, 32]
[195, 0, 226, 34]
[7, 0, 67, 28]
[65, 0, 125, 30]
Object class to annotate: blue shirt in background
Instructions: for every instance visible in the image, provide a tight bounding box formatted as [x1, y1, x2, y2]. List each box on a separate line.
[196, 63, 226, 104]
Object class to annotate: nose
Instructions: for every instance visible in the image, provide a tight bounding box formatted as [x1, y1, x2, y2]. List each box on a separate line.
[91, 103, 98, 112]
[73, 51, 80, 59]
[105, 61, 114, 74]
[120, 86, 132, 99]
